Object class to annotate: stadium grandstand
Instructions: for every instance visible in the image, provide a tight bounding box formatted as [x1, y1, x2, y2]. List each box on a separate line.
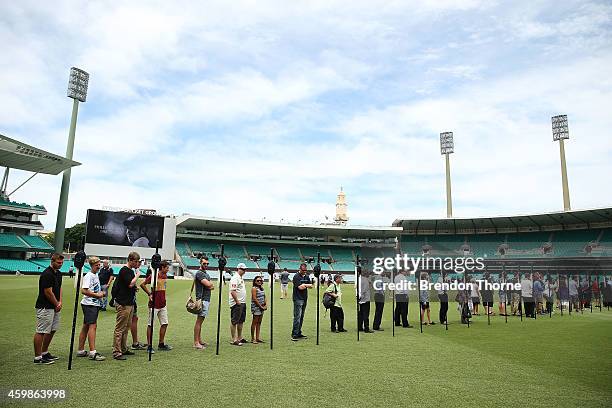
[173, 215, 400, 281]
[0, 134, 80, 274]
[394, 207, 612, 277]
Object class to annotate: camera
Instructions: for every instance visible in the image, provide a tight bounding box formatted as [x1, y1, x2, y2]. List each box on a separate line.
[74, 250, 87, 269]
[151, 253, 162, 270]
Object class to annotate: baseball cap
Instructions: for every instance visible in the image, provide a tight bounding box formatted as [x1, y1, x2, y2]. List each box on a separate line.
[236, 263, 247, 270]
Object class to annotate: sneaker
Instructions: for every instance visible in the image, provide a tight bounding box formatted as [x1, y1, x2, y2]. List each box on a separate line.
[296, 334, 308, 339]
[338, 329, 347, 332]
[89, 352, 106, 361]
[41, 354, 57, 363]
[158, 344, 173, 351]
[34, 357, 54, 365]
[113, 354, 127, 360]
[42, 352, 59, 361]
[123, 350, 135, 356]
[291, 336, 299, 341]
[76, 350, 88, 357]
[230, 341, 242, 346]
[131, 343, 147, 350]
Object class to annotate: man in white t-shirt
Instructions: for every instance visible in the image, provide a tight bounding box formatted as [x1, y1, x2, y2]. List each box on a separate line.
[229, 263, 247, 346]
[77, 257, 106, 361]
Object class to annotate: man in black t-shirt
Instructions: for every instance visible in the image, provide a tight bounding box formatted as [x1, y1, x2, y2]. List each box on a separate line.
[291, 263, 312, 341]
[33, 253, 64, 365]
[98, 260, 114, 311]
[112, 252, 142, 360]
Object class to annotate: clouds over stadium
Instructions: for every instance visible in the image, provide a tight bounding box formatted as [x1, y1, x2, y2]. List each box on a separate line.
[1, 0, 611, 227]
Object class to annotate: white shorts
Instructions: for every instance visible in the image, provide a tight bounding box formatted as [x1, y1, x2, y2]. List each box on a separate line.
[36, 308, 60, 334]
[281, 284, 288, 290]
[147, 306, 169, 326]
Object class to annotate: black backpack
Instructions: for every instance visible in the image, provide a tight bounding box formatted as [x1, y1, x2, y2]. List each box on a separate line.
[322, 284, 337, 309]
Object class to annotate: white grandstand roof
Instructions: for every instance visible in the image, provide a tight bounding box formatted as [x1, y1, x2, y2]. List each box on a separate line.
[176, 215, 402, 239]
[393, 207, 612, 233]
[0, 133, 81, 175]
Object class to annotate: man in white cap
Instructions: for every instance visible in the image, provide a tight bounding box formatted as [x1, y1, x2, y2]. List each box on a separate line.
[229, 263, 248, 345]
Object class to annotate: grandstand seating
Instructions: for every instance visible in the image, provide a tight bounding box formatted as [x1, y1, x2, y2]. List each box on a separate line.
[19, 235, 54, 251]
[506, 232, 551, 251]
[0, 198, 45, 211]
[428, 235, 465, 254]
[0, 233, 27, 249]
[298, 246, 328, 259]
[222, 244, 247, 258]
[246, 244, 274, 256]
[0, 258, 91, 273]
[275, 246, 301, 260]
[0, 259, 44, 273]
[333, 261, 355, 271]
[188, 241, 220, 255]
[552, 229, 600, 257]
[0, 232, 54, 252]
[277, 260, 301, 270]
[330, 247, 354, 261]
[466, 234, 502, 257]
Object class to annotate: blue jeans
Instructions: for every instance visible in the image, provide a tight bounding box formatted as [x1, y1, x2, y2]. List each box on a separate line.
[292, 299, 307, 337]
[101, 285, 109, 309]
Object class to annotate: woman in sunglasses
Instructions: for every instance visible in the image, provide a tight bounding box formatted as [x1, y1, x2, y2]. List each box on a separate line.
[250, 276, 267, 344]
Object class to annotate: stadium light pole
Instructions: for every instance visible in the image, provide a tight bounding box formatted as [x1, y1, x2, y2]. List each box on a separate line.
[54, 67, 89, 252]
[440, 132, 454, 218]
[551, 115, 571, 211]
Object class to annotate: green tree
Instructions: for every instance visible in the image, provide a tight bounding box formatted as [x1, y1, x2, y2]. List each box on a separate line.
[64, 222, 85, 251]
[42, 232, 54, 247]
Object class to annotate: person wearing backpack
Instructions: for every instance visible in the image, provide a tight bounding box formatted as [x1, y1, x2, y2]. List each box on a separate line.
[325, 274, 346, 333]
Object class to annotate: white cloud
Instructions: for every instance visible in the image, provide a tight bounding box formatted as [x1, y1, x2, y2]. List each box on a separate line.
[1, 0, 611, 230]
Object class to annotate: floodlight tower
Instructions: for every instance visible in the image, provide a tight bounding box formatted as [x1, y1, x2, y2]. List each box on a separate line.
[551, 115, 571, 211]
[54, 67, 89, 252]
[440, 132, 454, 218]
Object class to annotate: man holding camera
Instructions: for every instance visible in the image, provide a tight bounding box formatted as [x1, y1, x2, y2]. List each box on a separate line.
[291, 263, 313, 341]
[112, 252, 141, 360]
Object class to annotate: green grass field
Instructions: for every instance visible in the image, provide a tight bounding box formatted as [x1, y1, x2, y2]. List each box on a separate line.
[0, 275, 610, 407]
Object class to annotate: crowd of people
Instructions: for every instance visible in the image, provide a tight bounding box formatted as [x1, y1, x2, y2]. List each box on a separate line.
[32, 253, 612, 365]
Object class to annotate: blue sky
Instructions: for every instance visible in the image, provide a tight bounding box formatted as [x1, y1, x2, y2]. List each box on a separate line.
[1, 0, 611, 229]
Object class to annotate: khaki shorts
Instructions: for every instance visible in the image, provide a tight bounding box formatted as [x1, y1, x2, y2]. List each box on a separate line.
[36, 308, 60, 334]
[147, 306, 169, 326]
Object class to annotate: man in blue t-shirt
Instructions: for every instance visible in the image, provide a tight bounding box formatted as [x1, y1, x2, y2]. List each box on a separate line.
[193, 257, 214, 349]
[291, 263, 312, 341]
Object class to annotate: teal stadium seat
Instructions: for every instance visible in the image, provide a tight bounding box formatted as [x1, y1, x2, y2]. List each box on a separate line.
[330, 247, 354, 261]
[0, 233, 28, 249]
[275, 246, 301, 260]
[19, 235, 54, 252]
[333, 261, 355, 272]
[467, 234, 503, 258]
